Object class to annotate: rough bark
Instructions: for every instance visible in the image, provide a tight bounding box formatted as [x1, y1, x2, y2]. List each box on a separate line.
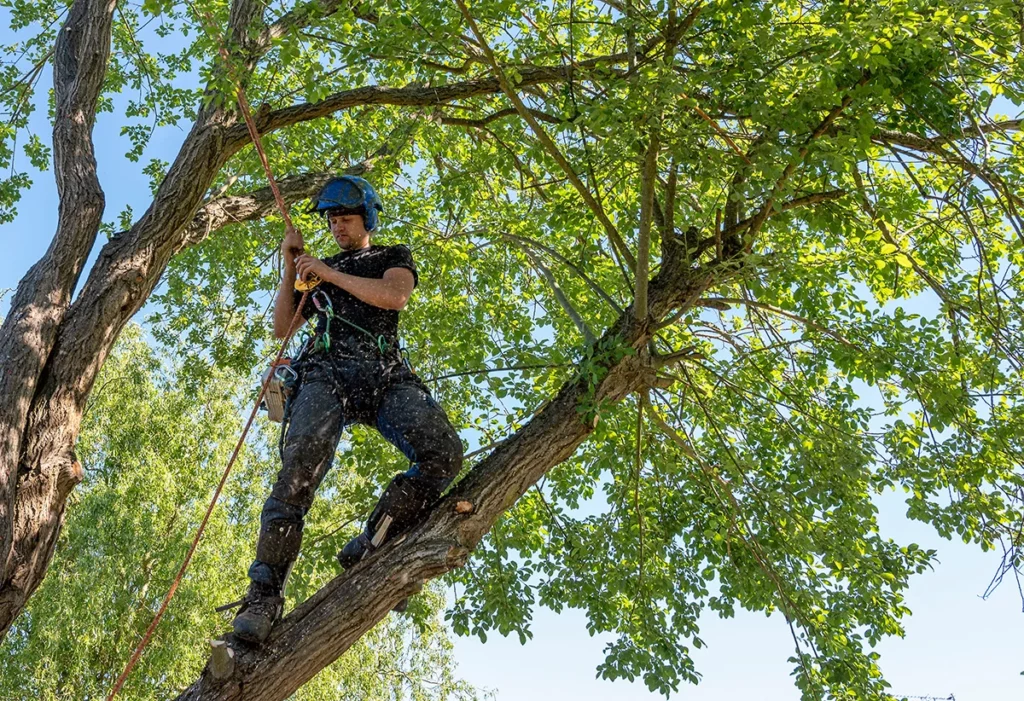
[175, 247, 714, 701]
[0, 0, 116, 628]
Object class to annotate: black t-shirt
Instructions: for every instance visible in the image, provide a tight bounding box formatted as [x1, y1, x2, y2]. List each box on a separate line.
[295, 244, 418, 356]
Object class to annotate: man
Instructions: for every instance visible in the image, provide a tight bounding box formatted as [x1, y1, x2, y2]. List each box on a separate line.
[232, 175, 463, 644]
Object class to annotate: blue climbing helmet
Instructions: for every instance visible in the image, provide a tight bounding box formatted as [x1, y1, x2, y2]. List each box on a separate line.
[310, 175, 383, 231]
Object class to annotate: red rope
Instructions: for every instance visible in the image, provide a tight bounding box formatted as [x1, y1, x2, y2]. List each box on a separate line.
[235, 85, 295, 231]
[106, 40, 306, 701]
[105, 294, 308, 700]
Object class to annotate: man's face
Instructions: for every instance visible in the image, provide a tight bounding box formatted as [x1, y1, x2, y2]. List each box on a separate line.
[328, 212, 370, 250]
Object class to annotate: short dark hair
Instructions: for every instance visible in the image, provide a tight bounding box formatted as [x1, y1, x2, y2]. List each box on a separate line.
[325, 205, 366, 218]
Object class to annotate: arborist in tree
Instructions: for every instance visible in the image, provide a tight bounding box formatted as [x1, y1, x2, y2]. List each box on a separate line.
[232, 175, 464, 644]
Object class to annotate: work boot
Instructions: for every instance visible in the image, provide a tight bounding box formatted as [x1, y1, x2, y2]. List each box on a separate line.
[337, 531, 373, 569]
[232, 583, 284, 644]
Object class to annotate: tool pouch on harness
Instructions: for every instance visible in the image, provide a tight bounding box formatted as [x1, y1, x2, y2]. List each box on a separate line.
[261, 359, 299, 422]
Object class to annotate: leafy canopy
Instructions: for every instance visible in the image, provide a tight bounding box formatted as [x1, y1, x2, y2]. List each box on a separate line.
[1, 0, 1022, 698]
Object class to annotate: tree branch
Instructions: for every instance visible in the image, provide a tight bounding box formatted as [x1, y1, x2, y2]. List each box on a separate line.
[635, 129, 659, 321]
[699, 297, 857, 348]
[517, 245, 597, 344]
[705, 189, 848, 252]
[181, 114, 419, 249]
[500, 232, 623, 313]
[440, 106, 562, 128]
[226, 58, 626, 146]
[742, 74, 871, 243]
[872, 126, 1024, 237]
[255, 0, 379, 57]
[453, 0, 637, 271]
[875, 119, 1021, 151]
[849, 169, 957, 306]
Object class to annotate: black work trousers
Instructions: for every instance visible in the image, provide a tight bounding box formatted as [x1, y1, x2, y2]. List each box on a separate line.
[248, 353, 462, 590]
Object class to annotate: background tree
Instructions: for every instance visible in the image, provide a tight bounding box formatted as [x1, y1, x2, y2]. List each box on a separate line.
[0, 0, 1021, 699]
[0, 327, 477, 701]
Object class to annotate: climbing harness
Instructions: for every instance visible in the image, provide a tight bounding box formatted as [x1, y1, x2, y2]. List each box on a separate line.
[308, 288, 393, 357]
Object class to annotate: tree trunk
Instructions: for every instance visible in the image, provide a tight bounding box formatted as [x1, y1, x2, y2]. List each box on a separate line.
[0, 0, 117, 632]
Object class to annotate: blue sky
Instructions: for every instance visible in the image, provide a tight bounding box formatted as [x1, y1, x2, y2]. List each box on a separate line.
[450, 488, 1023, 700]
[1, 17, 1022, 701]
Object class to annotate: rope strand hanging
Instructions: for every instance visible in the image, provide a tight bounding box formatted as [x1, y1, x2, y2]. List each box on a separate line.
[106, 31, 311, 701]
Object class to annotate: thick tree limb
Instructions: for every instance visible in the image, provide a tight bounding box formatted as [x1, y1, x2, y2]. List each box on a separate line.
[180, 172, 338, 248]
[228, 0, 265, 55]
[175, 240, 722, 701]
[1, 0, 254, 637]
[229, 61, 622, 146]
[0, 0, 116, 622]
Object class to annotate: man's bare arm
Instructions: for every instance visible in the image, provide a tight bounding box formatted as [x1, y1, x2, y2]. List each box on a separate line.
[295, 255, 415, 310]
[274, 227, 307, 338]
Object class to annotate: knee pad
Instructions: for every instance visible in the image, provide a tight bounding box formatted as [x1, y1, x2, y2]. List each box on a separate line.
[416, 428, 463, 483]
[438, 430, 464, 478]
[256, 516, 304, 569]
[250, 497, 305, 590]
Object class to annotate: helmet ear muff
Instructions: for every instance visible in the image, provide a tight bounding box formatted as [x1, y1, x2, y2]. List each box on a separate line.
[363, 205, 379, 232]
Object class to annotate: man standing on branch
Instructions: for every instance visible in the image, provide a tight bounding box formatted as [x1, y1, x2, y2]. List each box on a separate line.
[232, 176, 464, 644]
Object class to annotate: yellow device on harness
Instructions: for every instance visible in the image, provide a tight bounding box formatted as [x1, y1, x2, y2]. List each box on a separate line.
[294, 273, 321, 291]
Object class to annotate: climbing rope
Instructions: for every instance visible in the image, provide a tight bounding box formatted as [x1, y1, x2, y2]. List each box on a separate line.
[105, 36, 310, 701]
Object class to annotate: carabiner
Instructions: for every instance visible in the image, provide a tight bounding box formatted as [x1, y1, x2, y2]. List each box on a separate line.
[274, 364, 299, 385]
[312, 289, 334, 318]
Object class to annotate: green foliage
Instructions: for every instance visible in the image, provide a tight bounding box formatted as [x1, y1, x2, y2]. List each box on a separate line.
[0, 328, 476, 701]
[3, 0, 1024, 697]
